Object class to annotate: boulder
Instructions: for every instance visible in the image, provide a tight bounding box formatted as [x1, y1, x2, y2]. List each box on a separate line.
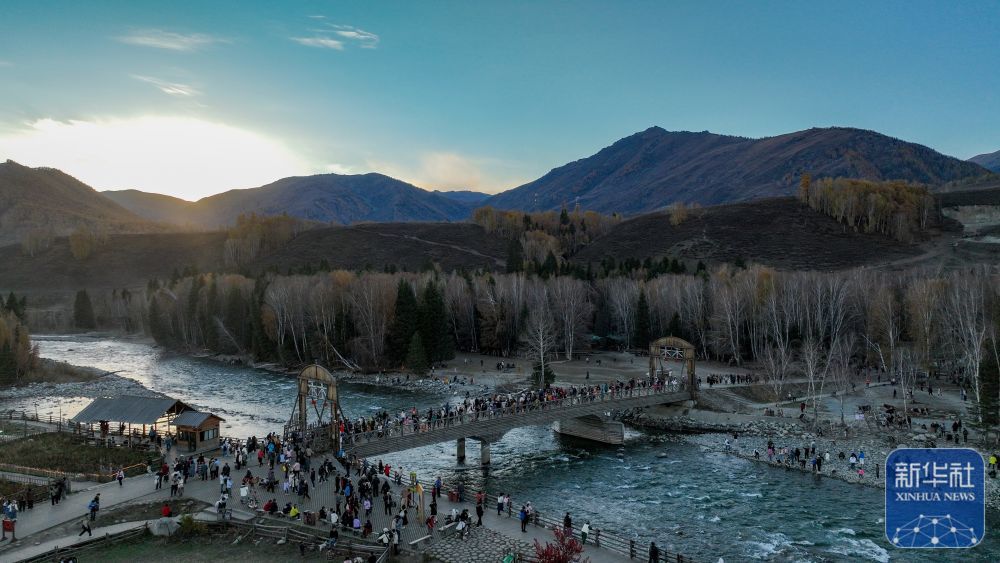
[151, 517, 179, 537]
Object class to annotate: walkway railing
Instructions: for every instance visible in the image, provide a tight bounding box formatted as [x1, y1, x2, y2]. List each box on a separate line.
[342, 383, 688, 449]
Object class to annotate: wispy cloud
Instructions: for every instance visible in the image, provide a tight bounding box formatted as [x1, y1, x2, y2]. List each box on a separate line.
[131, 75, 200, 97]
[0, 60, 12, 67]
[291, 19, 379, 51]
[331, 25, 379, 49]
[291, 36, 344, 50]
[117, 29, 226, 52]
[323, 163, 352, 174]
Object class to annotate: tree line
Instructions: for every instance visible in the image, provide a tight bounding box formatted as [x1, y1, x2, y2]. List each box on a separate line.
[0, 292, 38, 383]
[798, 175, 935, 242]
[133, 263, 1000, 425]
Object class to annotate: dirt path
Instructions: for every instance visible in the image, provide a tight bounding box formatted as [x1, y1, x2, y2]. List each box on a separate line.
[355, 228, 506, 268]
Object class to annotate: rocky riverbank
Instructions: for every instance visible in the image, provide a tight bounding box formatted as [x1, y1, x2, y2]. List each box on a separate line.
[339, 372, 492, 396]
[621, 409, 1000, 512]
[0, 371, 163, 401]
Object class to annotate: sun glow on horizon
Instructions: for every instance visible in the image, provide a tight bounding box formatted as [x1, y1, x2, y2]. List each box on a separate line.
[0, 116, 311, 200]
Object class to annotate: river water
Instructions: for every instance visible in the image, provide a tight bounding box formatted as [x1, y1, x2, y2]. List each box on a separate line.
[7, 336, 998, 562]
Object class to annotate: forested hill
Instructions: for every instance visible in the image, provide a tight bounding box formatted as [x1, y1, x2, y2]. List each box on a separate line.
[106, 173, 476, 229]
[485, 126, 991, 214]
[970, 149, 1000, 173]
[0, 160, 162, 247]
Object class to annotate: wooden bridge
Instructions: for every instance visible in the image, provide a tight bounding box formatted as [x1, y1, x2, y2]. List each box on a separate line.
[340, 385, 692, 463]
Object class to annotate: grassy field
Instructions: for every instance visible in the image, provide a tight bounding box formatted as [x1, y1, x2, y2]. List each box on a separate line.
[0, 433, 156, 477]
[0, 478, 47, 503]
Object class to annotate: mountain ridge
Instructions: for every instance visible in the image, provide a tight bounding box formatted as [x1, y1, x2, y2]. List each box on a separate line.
[0, 160, 164, 246]
[969, 149, 1000, 173]
[484, 126, 991, 213]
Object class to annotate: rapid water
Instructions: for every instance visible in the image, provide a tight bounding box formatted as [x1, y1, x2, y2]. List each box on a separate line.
[10, 336, 998, 562]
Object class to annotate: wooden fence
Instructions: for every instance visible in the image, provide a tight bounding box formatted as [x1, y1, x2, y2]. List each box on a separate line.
[16, 523, 149, 563]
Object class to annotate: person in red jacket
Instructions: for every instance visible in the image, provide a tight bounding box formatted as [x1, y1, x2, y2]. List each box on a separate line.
[161, 503, 172, 517]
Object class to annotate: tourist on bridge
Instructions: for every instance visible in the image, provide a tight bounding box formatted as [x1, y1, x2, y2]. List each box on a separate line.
[77, 516, 92, 537]
[581, 521, 591, 545]
[518, 505, 528, 532]
[563, 512, 572, 534]
[648, 541, 659, 562]
[475, 502, 484, 526]
[115, 468, 125, 487]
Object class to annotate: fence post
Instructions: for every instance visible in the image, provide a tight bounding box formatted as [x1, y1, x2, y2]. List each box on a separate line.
[630, 539, 635, 559]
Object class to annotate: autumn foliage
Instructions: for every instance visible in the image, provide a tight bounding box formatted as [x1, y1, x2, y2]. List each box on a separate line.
[533, 527, 589, 563]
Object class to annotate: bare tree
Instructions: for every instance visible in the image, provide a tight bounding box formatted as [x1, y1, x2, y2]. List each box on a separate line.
[603, 277, 640, 349]
[348, 273, 397, 367]
[942, 269, 990, 422]
[522, 291, 557, 388]
[550, 277, 593, 360]
[710, 268, 746, 364]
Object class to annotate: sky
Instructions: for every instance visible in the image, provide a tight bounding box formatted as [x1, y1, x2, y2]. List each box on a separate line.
[1, 1, 998, 200]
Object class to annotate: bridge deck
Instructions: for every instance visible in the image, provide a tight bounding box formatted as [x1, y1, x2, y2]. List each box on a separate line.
[342, 387, 690, 458]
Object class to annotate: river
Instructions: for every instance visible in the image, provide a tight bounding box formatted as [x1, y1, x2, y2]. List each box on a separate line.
[6, 335, 998, 562]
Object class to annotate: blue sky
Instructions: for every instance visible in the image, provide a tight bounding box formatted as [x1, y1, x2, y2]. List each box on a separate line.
[1, 1, 997, 199]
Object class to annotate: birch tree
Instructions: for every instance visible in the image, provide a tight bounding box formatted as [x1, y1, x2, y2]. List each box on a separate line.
[550, 277, 593, 359]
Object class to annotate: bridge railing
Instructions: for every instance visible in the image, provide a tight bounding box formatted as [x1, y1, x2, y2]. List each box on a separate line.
[342, 382, 687, 448]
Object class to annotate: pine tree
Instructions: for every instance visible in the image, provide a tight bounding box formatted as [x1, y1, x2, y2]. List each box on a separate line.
[73, 289, 96, 329]
[633, 290, 651, 349]
[387, 280, 418, 366]
[204, 276, 220, 350]
[541, 251, 559, 278]
[667, 312, 683, 339]
[405, 331, 429, 375]
[506, 239, 524, 273]
[148, 296, 171, 345]
[419, 282, 454, 363]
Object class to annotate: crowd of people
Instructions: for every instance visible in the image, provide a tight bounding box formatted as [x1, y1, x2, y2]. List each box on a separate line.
[341, 375, 683, 444]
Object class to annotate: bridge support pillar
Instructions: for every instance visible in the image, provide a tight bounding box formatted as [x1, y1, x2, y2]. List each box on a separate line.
[480, 440, 491, 466]
[456, 438, 466, 464]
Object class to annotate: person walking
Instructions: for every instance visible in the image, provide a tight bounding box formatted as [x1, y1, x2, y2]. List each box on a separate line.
[497, 493, 505, 516]
[518, 506, 528, 532]
[581, 521, 591, 545]
[116, 468, 125, 487]
[88, 494, 100, 521]
[648, 541, 660, 563]
[475, 502, 484, 527]
[78, 516, 92, 537]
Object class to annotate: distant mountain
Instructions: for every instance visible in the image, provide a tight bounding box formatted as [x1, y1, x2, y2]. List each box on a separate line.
[486, 127, 991, 214]
[969, 149, 1000, 173]
[0, 160, 160, 246]
[432, 190, 491, 205]
[102, 189, 198, 226]
[109, 173, 476, 229]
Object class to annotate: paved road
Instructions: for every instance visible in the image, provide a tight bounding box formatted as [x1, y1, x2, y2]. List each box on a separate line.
[0, 449, 631, 562]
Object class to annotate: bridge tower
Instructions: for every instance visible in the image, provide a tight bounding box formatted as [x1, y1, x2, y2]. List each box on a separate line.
[648, 336, 697, 400]
[285, 364, 343, 452]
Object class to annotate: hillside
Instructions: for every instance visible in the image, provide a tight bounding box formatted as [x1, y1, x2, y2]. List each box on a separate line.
[252, 222, 507, 273]
[0, 160, 162, 246]
[102, 189, 198, 227]
[0, 222, 505, 294]
[109, 173, 475, 229]
[970, 149, 1000, 172]
[0, 231, 228, 291]
[486, 127, 990, 214]
[433, 190, 491, 204]
[572, 197, 924, 270]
